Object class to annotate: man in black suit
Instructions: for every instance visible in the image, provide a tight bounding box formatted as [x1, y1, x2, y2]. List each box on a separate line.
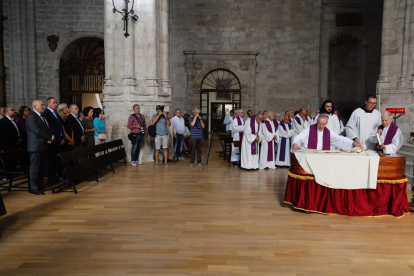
[0, 106, 22, 180]
[43, 97, 64, 186]
[26, 100, 54, 195]
[68, 104, 85, 151]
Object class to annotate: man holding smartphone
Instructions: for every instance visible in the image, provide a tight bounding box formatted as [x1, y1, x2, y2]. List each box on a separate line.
[152, 105, 171, 167]
[189, 108, 205, 167]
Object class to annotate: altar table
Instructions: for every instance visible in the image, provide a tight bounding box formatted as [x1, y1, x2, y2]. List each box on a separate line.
[284, 152, 410, 217]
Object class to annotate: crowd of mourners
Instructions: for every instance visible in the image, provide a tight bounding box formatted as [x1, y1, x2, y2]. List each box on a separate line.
[0, 98, 106, 195]
[0, 94, 403, 194]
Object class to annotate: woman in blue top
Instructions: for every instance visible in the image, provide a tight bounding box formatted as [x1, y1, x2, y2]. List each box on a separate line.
[93, 109, 106, 155]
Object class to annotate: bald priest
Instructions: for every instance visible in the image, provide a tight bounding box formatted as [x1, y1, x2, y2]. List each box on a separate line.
[369, 112, 403, 154]
[293, 115, 363, 151]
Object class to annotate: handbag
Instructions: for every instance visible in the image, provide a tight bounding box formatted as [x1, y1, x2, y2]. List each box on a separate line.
[128, 133, 137, 144]
[98, 133, 107, 140]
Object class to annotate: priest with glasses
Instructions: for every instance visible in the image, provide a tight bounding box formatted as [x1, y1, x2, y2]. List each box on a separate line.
[293, 114, 364, 151]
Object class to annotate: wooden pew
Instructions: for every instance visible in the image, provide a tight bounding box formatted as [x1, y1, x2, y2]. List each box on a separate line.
[0, 150, 31, 193]
[57, 139, 127, 194]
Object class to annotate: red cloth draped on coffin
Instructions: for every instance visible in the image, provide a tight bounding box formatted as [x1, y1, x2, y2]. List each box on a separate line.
[284, 175, 410, 217]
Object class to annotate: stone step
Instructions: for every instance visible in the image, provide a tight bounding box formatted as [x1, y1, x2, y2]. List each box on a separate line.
[400, 143, 414, 153]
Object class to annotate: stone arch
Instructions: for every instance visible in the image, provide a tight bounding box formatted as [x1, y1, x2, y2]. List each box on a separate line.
[326, 32, 368, 109]
[193, 61, 249, 91]
[52, 32, 105, 76]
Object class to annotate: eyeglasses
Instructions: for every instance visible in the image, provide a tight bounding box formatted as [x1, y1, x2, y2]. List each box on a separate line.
[10, 109, 15, 112]
[367, 102, 377, 106]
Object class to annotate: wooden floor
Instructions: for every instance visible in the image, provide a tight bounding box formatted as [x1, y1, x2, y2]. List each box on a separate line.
[1, 140, 414, 276]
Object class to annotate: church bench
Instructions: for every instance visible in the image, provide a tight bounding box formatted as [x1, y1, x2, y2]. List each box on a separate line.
[0, 150, 31, 193]
[56, 139, 127, 194]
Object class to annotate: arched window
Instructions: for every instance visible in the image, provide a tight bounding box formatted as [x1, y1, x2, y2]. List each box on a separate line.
[201, 69, 241, 90]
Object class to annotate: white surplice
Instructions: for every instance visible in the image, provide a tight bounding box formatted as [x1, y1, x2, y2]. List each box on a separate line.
[293, 114, 309, 136]
[276, 123, 295, 166]
[313, 113, 341, 135]
[231, 116, 245, 161]
[369, 125, 403, 154]
[293, 126, 354, 150]
[241, 118, 262, 169]
[339, 119, 345, 133]
[259, 119, 277, 170]
[346, 108, 381, 150]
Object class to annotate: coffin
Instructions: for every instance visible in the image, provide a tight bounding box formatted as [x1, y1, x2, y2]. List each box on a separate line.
[290, 153, 406, 179]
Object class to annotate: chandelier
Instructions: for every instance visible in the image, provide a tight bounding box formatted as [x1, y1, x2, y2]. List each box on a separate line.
[112, 0, 139, 38]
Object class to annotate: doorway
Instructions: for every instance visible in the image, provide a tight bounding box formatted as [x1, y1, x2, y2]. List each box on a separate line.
[200, 69, 242, 137]
[59, 37, 104, 109]
[211, 103, 233, 133]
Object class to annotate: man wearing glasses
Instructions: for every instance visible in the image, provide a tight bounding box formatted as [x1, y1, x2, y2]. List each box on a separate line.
[346, 95, 382, 150]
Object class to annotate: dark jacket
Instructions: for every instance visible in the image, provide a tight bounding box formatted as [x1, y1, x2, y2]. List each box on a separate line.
[26, 111, 53, 152]
[68, 113, 84, 147]
[0, 116, 21, 151]
[43, 108, 64, 154]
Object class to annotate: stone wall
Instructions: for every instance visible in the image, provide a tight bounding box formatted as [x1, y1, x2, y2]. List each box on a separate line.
[170, 0, 322, 116]
[377, 0, 414, 140]
[3, 0, 104, 107]
[319, 0, 383, 116]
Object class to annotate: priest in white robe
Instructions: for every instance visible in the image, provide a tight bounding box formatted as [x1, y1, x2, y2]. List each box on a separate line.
[334, 110, 345, 133]
[293, 114, 362, 151]
[369, 111, 403, 154]
[346, 95, 382, 150]
[259, 112, 278, 170]
[276, 115, 295, 167]
[313, 100, 341, 135]
[306, 109, 313, 122]
[241, 113, 263, 170]
[231, 110, 245, 162]
[293, 108, 309, 136]
[230, 110, 239, 137]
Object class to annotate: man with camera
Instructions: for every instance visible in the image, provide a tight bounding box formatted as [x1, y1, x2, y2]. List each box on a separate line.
[152, 105, 171, 167]
[171, 109, 185, 160]
[189, 108, 205, 167]
[127, 104, 148, 166]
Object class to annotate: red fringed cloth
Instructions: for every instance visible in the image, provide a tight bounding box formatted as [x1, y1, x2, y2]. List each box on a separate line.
[284, 172, 410, 217]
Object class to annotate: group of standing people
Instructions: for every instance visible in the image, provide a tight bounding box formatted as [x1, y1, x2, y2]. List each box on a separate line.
[0, 98, 106, 195]
[224, 94, 403, 171]
[127, 105, 205, 168]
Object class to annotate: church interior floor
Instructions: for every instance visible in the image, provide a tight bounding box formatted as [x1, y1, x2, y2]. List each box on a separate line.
[1, 140, 414, 276]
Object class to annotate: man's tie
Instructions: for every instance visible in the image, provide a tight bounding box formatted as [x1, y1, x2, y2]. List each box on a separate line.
[40, 114, 49, 128]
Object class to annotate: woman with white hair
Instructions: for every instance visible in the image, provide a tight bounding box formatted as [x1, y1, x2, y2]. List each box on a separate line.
[58, 103, 75, 153]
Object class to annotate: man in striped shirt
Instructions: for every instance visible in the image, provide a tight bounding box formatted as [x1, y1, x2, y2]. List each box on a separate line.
[189, 108, 205, 167]
[127, 104, 147, 166]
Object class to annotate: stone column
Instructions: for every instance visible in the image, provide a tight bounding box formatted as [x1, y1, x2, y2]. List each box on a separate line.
[409, 0, 414, 87]
[398, 0, 411, 87]
[6, 0, 37, 107]
[103, 0, 171, 163]
[144, 0, 158, 95]
[159, 0, 171, 96]
[104, 0, 115, 86]
[377, 0, 393, 91]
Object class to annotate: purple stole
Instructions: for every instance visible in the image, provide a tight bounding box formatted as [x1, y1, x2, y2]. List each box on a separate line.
[279, 121, 292, 162]
[264, 120, 277, 161]
[250, 117, 260, 155]
[236, 116, 244, 141]
[376, 122, 398, 152]
[294, 116, 302, 125]
[288, 117, 292, 124]
[308, 124, 330, 150]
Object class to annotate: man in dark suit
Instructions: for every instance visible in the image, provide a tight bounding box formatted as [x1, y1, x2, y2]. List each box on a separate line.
[26, 100, 54, 195]
[0, 106, 22, 180]
[68, 104, 85, 152]
[43, 97, 64, 186]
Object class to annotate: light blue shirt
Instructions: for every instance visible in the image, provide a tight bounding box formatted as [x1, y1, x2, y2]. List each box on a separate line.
[151, 114, 168, 136]
[171, 116, 185, 135]
[223, 114, 232, 131]
[93, 117, 105, 137]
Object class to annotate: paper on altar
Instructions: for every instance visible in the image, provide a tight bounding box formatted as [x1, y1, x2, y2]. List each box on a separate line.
[294, 150, 380, 190]
[299, 148, 340, 153]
